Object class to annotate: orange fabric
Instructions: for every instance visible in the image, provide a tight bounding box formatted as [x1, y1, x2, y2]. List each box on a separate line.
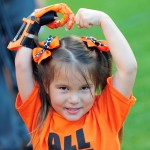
[16, 77, 136, 150]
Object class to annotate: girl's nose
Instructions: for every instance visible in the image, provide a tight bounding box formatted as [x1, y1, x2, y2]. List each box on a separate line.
[68, 92, 80, 104]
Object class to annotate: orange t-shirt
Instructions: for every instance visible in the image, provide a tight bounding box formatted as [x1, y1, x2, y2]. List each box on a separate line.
[16, 77, 136, 150]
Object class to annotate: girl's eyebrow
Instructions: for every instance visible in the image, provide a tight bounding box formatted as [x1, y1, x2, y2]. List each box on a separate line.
[81, 83, 93, 86]
[79, 82, 94, 88]
[55, 83, 68, 86]
[54, 79, 94, 86]
[54, 81, 70, 86]
[55, 82, 94, 87]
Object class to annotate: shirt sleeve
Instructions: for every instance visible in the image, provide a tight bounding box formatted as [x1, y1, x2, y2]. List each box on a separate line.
[15, 83, 41, 133]
[94, 77, 136, 133]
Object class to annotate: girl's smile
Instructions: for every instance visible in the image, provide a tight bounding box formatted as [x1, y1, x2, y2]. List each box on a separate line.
[65, 107, 82, 115]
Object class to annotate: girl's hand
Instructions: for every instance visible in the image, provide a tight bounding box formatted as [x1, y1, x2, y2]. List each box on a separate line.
[75, 8, 104, 28]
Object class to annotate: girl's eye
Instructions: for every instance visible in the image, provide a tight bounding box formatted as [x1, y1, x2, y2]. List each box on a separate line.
[59, 87, 68, 91]
[81, 86, 90, 91]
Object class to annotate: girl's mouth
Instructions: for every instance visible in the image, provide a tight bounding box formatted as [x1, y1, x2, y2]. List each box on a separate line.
[65, 108, 81, 114]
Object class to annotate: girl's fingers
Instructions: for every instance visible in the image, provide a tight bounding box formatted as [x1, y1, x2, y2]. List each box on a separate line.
[65, 14, 75, 30]
[75, 9, 93, 28]
[76, 19, 92, 28]
[75, 15, 85, 28]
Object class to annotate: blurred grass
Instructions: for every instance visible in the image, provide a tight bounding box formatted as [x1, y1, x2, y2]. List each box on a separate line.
[41, 0, 150, 149]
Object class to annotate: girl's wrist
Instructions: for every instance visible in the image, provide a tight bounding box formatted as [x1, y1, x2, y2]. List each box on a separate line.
[98, 12, 110, 26]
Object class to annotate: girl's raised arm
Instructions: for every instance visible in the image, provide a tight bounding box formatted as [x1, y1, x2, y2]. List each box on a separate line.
[15, 47, 35, 101]
[75, 8, 137, 98]
[100, 13, 137, 98]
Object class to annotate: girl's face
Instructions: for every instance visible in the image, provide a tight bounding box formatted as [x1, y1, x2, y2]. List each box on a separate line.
[49, 66, 95, 121]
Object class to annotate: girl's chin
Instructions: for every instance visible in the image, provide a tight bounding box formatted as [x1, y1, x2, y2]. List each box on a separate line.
[65, 116, 82, 121]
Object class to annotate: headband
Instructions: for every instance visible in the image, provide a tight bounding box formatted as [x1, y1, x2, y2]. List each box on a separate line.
[32, 35, 110, 64]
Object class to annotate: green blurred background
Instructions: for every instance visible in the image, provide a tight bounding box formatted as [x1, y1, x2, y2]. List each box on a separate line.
[40, 0, 150, 149]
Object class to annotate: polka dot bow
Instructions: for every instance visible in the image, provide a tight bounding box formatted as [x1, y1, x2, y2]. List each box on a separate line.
[81, 36, 109, 52]
[32, 35, 60, 64]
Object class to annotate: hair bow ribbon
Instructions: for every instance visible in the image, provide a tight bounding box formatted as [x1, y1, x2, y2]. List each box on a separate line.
[81, 36, 109, 52]
[32, 35, 60, 64]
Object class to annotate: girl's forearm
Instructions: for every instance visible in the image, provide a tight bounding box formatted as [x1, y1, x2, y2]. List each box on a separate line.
[99, 13, 137, 73]
[97, 12, 137, 97]
[15, 47, 35, 101]
[15, 47, 32, 71]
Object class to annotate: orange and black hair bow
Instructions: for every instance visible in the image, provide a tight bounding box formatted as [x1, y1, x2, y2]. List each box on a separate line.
[81, 36, 109, 52]
[32, 35, 60, 64]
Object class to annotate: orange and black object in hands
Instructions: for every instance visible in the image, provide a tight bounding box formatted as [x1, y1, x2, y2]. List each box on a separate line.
[7, 3, 75, 51]
[35, 3, 75, 29]
[7, 17, 40, 50]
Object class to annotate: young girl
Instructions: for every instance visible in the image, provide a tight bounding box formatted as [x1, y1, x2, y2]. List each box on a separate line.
[15, 7, 137, 150]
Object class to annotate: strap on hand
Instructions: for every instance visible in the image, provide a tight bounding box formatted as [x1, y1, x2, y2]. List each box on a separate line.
[7, 12, 56, 50]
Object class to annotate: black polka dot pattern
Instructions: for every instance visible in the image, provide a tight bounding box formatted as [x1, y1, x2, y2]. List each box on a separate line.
[34, 35, 55, 58]
[85, 36, 104, 47]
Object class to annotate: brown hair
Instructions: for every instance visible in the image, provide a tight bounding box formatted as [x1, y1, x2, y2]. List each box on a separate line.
[32, 35, 123, 146]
